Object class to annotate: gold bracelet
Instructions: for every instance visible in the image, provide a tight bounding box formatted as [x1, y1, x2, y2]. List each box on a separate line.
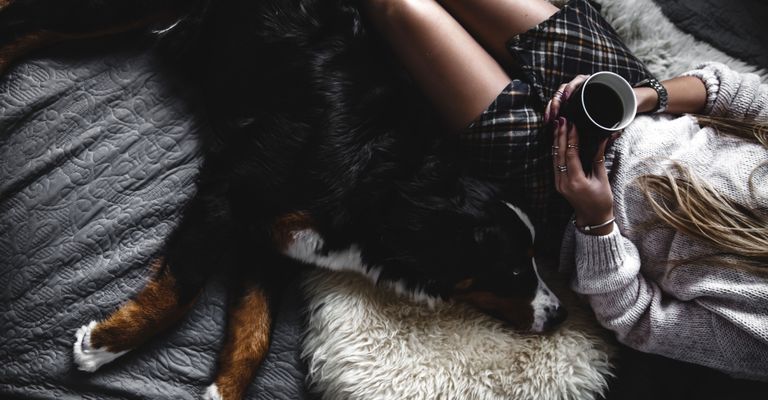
[573, 217, 616, 233]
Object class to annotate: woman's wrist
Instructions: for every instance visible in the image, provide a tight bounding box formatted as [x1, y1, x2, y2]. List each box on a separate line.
[574, 212, 615, 236]
[634, 87, 659, 114]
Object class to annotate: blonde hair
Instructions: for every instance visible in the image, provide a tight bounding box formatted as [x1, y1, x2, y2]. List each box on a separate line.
[634, 115, 768, 275]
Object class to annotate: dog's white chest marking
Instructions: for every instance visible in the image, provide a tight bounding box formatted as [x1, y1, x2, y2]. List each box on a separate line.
[282, 228, 440, 307]
[530, 259, 561, 332]
[284, 229, 382, 282]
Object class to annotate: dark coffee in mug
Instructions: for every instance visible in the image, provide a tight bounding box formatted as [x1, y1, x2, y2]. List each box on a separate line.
[583, 82, 624, 129]
[562, 72, 636, 174]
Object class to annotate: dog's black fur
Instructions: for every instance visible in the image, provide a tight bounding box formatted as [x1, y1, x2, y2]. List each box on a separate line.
[0, 1, 562, 396]
[135, 0, 539, 307]
[1, 0, 541, 317]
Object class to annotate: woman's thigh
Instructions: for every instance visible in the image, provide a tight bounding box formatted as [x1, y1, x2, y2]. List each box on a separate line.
[364, 0, 512, 130]
[437, 0, 559, 71]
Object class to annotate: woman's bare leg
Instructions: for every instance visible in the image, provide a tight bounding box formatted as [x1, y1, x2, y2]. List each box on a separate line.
[364, 0, 511, 130]
[437, 0, 559, 70]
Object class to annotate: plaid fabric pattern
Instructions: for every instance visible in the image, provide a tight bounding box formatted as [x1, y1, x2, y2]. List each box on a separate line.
[508, 0, 654, 103]
[461, 0, 655, 248]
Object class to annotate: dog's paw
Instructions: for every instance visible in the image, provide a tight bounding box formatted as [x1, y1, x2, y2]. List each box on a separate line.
[202, 384, 223, 400]
[73, 320, 129, 372]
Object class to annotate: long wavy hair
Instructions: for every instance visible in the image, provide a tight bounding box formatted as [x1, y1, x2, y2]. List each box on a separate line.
[633, 115, 768, 275]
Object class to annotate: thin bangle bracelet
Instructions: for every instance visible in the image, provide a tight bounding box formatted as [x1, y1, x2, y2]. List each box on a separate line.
[573, 217, 616, 233]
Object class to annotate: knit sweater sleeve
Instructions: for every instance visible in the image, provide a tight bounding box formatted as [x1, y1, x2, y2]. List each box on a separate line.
[681, 62, 768, 119]
[571, 226, 768, 380]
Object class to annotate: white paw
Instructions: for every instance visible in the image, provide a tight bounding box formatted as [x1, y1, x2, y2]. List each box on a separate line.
[202, 383, 223, 400]
[73, 320, 130, 372]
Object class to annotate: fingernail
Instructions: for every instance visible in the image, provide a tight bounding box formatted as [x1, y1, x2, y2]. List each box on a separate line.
[563, 90, 570, 100]
[559, 117, 566, 125]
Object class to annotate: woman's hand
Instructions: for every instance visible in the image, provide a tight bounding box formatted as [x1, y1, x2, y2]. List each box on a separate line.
[552, 117, 615, 235]
[544, 75, 589, 125]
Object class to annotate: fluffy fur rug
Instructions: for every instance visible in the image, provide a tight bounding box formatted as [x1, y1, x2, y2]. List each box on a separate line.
[301, 1, 767, 399]
[303, 271, 613, 400]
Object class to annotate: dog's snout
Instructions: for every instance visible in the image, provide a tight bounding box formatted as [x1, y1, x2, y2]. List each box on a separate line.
[543, 305, 568, 331]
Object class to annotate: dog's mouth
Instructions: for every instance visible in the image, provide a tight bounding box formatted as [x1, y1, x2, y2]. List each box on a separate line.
[451, 275, 567, 333]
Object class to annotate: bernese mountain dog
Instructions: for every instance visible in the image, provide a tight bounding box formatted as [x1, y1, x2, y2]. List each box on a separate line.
[0, 0, 566, 398]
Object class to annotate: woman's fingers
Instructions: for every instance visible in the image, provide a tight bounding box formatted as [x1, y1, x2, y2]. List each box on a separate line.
[546, 75, 589, 124]
[546, 84, 568, 124]
[564, 122, 586, 182]
[564, 74, 589, 99]
[553, 117, 569, 191]
[552, 118, 563, 190]
[593, 137, 610, 181]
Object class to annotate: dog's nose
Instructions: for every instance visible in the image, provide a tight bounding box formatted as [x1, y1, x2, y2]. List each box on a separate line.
[543, 305, 568, 331]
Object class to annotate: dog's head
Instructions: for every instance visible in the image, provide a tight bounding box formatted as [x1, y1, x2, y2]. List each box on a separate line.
[446, 201, 566, 333]
[274, 177, 566, 333]
[369, 179, 566, 333]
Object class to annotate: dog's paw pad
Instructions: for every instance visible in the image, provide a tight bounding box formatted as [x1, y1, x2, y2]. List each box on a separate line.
[202, 384, 223, 400]
[73, 320, 129, 372]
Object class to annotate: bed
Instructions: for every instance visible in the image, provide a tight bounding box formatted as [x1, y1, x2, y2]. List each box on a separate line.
[1, 0, 766, 399]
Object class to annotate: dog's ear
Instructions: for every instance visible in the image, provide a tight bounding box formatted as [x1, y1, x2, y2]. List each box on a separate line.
[496, 184, 528, 211]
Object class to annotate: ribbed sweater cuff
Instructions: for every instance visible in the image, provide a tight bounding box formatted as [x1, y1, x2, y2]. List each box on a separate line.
[573, 224, 640, 295]
[681, 66, 719, 114]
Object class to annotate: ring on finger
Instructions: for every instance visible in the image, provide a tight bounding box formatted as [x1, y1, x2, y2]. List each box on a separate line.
[566, 144, 579, 149]
[553, 90, 565, 99]
[594, 157, 605, 164]
[557, 164, 568, 173]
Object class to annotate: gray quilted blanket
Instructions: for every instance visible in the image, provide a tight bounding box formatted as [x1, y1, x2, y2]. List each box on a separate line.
[0, 39, 308, 399]
[653, 0, 768, 71]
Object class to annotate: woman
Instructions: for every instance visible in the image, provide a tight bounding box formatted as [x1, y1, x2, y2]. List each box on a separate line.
[364, 0, 768, 380]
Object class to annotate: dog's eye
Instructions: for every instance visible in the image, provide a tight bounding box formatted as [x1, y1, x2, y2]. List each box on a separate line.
[511, 268, 522, 276]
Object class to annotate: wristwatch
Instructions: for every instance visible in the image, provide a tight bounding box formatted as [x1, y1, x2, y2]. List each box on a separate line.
[635, 78, 668, 113]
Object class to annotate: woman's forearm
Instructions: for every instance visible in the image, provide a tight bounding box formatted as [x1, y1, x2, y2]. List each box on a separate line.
[635, 76, 708, 114]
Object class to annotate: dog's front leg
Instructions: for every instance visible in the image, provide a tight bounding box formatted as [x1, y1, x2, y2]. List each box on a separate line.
[204, 282, 272, 400]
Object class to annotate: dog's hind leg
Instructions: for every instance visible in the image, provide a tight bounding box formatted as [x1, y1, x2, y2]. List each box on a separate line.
[72, 188, 230, 372]
[72, 258, 205, 372]
[203, 281, 272, 400]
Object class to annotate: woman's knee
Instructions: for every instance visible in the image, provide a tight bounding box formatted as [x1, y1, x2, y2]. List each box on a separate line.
[364, 0, 438, 24]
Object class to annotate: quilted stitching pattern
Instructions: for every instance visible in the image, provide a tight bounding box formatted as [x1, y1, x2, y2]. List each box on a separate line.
[0, 39, 308, 399]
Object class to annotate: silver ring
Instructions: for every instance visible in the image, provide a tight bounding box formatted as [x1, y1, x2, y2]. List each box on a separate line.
[557, 164, 568, 173]
[552, 150, 559, 157]
[566, 144, 579, 149]
[553, 90, 565, 99]
[551, 145, 560, 150]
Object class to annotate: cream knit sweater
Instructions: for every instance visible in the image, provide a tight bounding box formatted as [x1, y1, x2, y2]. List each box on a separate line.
[560, 62, 768, 381]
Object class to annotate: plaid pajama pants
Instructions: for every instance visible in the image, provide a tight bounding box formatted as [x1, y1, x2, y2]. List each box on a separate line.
[462, 0, 654, 247]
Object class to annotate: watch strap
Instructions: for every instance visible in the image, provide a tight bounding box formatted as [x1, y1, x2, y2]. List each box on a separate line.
[635, 78, 668, 113]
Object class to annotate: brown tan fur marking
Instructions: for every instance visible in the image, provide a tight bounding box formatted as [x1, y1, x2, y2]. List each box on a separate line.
[452, 290, 534, 330]
[0, 31, 67, 76]
[90, 260, 199, 352]
[271, 211, 315, 250]
[213, 285, 272, 400]
[0, 10, 182, 76]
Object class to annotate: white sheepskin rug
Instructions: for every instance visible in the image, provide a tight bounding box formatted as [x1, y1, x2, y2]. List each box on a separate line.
[303, 271, 614, 400]
[300, 1, 767, 399]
